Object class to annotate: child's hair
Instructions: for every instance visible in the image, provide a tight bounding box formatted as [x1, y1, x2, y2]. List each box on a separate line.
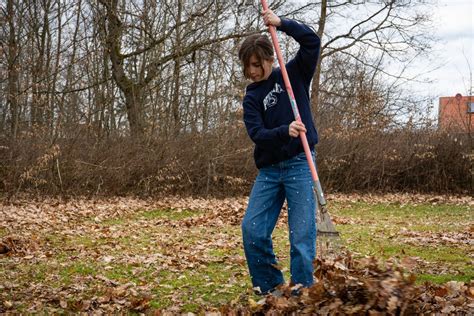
[238, 34, 274, 79]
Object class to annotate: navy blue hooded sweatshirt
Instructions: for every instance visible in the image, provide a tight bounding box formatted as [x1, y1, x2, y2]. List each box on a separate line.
[243, 18, 321, 169]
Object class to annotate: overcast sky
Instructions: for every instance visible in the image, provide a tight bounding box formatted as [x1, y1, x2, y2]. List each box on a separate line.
[284, 0, 472, 113]
[326, 0, 473, 115]
[417, 0, 473, 100]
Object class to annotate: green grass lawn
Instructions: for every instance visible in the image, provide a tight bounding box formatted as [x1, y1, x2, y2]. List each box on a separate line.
[328, 202, 473, 283]
[1, 198, 472, 313]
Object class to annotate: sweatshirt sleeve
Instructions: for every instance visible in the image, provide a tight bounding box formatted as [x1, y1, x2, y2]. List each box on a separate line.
[243, 96, 291, 150]
[277, 18, 321, 84]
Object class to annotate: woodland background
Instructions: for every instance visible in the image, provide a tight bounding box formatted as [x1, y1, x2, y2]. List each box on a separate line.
[1, 0, 472, 197]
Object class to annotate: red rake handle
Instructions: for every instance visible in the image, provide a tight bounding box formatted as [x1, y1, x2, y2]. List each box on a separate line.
[260, 0, 327, 206]
[260, 0, 321, 183]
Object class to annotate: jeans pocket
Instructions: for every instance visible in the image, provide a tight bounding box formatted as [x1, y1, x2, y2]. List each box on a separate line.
[295, 152, 312, 161]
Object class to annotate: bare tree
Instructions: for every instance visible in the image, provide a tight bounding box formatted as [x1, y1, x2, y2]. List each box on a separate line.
[309, 0, 434, 118]
[6, 0, 20, 138]
[94, 0, 258, 138]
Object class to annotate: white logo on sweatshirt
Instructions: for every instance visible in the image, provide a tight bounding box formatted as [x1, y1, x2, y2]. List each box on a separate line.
[263, 83, 283, 111]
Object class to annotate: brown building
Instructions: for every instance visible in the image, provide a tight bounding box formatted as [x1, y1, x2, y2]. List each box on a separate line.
[439, 94, 474, 133]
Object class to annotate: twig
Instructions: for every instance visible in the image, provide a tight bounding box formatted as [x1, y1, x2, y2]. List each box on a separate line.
[56, 158, 63, 192]
[74, 160, 124, 170]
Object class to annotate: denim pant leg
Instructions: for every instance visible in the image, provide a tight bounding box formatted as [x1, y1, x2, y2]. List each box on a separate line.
[241, 166, 285, 294]
[284, 153, 317, 287]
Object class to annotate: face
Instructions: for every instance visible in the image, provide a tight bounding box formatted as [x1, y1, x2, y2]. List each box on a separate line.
[247, 54, 274, 82]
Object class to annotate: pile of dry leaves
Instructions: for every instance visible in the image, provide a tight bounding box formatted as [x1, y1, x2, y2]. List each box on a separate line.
[219, 254, 473, 315]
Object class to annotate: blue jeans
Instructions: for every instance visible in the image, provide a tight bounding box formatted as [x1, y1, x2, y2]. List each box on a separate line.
[241, 152, 317, 294]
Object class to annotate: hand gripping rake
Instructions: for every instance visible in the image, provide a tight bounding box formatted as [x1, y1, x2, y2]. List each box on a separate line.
[259, 0, 339, 242]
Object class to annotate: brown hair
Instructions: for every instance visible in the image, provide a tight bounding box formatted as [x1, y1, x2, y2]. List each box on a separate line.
[238, 34, 274, 79]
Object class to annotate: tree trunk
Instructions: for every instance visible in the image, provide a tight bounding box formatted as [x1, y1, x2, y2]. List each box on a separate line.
[311, 0, 327, 119]
[171, 0, 183, 135]
[50, 0, 62, 140]
[123, 86, 146, 138]
[99, 0, 146, 138]
[7, 0, 19, 138]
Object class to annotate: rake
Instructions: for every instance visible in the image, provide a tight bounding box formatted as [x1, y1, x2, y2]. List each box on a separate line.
[259, 0, 340, 252]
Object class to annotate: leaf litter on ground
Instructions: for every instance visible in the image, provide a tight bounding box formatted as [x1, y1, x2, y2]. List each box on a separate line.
[0, 193, 472, 314]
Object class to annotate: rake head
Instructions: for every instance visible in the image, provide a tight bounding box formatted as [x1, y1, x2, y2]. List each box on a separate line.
[317, 205, 339, 237]
[316, 205, 342, 259]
